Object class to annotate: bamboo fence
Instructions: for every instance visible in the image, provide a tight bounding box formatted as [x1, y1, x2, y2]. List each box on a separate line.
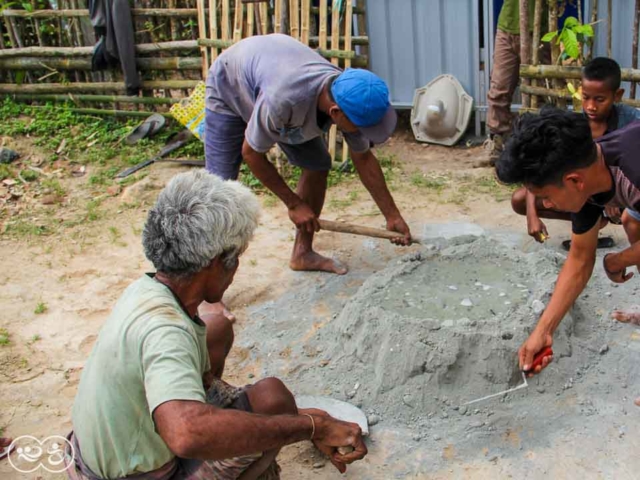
[518, 0, 640, 110]
[1, 0, 368, 141]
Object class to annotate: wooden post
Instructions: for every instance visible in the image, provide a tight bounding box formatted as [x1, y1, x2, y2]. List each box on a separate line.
[328, 0, 340, 163]
[289, 0, 300, 40]
[607, 0, 612, 58]
[632, 0, 640, 98]
[259, 2, 268, 34]
[519, 0, 532, 108]
[197, 0, 210, 77]
[531, 0, 542, 109]
[341, 0, 353, 164]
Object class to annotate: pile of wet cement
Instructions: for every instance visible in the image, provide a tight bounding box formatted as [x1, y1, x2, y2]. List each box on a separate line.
[295, 236, 576, 424]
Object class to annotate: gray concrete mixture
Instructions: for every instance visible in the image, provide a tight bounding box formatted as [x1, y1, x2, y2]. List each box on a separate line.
[239, 225, 640, 478]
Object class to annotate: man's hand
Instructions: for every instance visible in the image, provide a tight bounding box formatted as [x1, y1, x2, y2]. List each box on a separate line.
[310, 410, 367, 474]
[604, 253, 634, 283]
[519, 329, 554, 375]
[527, 213, 548, 243]
[386, 215, 411, 246]
[288, 202, 320, 233]
[604, 206, 622, 224]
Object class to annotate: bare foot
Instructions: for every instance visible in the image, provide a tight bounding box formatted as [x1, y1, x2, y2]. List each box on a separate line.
[290, 251, 348, 275]
[199, 301, 236, 323]
[635, 397, 640, 407]
[611, 306, 640, 326]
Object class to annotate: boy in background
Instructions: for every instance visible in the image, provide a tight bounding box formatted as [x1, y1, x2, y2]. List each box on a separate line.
[510, 57, 640, 246]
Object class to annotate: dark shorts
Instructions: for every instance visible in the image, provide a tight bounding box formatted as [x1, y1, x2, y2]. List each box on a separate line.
[65, 383, 265, 480]
[204, 109, 332, 180]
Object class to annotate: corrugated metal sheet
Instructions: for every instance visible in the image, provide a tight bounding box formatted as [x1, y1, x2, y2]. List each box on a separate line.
[585, 0, 638, 94]
[366, 0, 483, 109]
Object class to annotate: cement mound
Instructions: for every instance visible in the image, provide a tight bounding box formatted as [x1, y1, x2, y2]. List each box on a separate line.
[301, 236, 572, 423]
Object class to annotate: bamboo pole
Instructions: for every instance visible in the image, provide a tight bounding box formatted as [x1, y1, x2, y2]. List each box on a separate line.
[328, 0, 340, 163]
[29, 106, 174, 118]
[607, 0, 612, 57]
[1, 8, 202, 18]
[0, 80, 199, 94]
[531, 0, 543, 109]
[521, 84, 640, 108]
[632, 0, 640, 99]
[197, 0, 210, 77]
[11, 93, 180, 105]
[210, 0, 220, 59]
[274, 0, 282, 33]
[341, 0, 353, 164]
[521, 64, 640, 82]
[259, 2, 268, 34]
[0, 56, 203, 70]
[233, 0, 243, 41]
[0, 40, 200, 58]
[311, 5, 364, 14]
[222, 0, 231, 40]
[519, 0, 532, 108]
[587, 0, 597, 60]
[548, 0, 565, 108]
[289, 0, 300, 40]
[354, 0, 368, 58]
[319, 0, 327, 49]
[246, 3, 255, 36]
[300, 0, 310, 44]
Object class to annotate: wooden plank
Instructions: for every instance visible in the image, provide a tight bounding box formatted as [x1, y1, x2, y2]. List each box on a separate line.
[1, 8, 201, 17]
[0, 80, 199, 93]
[0, 41, 199, 58]
[318, 0, 328, 49]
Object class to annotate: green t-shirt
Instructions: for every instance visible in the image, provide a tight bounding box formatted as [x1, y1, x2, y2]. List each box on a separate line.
[72, 275, 210, 479]
[498, 0, 548, 34]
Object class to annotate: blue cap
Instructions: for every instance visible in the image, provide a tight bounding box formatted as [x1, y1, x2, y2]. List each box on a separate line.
[331, 68, 397, 144]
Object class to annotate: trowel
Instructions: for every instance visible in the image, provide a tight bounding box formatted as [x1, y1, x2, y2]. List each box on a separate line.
[295, 395, 369, 454]
[462, 347, 553, 406]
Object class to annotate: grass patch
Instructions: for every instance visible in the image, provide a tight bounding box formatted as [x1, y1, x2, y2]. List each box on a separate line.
[86, 199, 103, 222]
[29, 334, 42, 344]
[20, 169, 39, 182]
[4, 219, 50, 238]
[410, 173, 449, 191]
[41, 178, 66, 197]
[34, 302, 48, 314]
[329, 190, 359, 209]
[0, 164, 13, 180]
[263, 194, 278, 208]
[0, 328, 9, 346]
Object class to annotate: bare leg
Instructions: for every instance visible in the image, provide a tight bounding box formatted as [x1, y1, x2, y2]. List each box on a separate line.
[289, 169, 347, 275]
[237, 378, 298, 480]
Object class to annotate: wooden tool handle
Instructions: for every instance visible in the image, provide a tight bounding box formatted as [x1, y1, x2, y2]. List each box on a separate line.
[319, 219, 418, 244]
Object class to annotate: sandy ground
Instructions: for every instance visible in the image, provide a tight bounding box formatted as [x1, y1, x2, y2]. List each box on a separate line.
[0, 129, 637, 479]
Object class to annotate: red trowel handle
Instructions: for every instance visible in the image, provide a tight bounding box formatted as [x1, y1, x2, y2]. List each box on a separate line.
[525, 347, 553, 372]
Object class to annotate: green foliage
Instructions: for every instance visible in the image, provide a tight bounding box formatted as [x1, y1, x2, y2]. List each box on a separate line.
[0, 164, 12, 180]
[41, 178, 66, 197]
[20, 169, 38, 182]
[34, 302, 47, 314]
[0, 328, 9, 346]
[542, 16, 594, 61]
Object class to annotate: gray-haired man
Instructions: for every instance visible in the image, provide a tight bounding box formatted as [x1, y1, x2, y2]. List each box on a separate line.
[65, 171, 366, 480]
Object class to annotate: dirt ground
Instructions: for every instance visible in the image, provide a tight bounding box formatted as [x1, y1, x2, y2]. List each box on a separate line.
[0, 127, 637, 479]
